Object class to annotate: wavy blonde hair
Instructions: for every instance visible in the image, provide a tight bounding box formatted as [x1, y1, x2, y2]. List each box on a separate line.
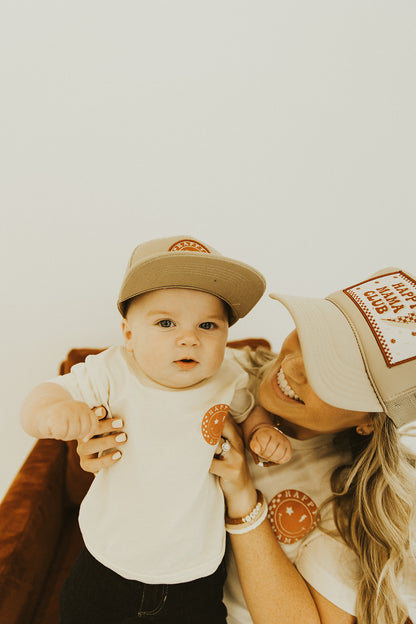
[327, 415, 416, 624]
[239, 347, 416, 624]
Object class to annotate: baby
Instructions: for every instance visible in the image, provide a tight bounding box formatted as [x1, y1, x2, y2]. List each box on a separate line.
[21, 235, 291, 624]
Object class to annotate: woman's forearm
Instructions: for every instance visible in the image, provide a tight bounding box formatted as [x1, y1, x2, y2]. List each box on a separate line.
[229, 519, 321, 624]
[210, 417, 322, 623]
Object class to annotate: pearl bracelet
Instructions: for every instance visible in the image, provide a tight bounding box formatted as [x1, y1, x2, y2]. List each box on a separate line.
[225, 490, 268, 534]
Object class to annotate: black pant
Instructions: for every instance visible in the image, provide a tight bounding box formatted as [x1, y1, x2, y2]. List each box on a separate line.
[60, 547, 228, 624]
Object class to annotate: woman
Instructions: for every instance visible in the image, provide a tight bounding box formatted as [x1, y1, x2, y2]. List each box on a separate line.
[78, 267, 416, 624]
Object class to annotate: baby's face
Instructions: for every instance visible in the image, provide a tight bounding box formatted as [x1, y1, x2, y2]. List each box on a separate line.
[122, 288, 229, 389]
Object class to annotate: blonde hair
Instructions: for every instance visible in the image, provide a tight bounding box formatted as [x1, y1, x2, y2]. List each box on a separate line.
[237, 345, 276, 389]
[240, 346, 416, 624]
[326, 415, 416, 624]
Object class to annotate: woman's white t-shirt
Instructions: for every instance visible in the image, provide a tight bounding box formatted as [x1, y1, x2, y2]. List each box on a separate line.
[224, 434, 416, 623]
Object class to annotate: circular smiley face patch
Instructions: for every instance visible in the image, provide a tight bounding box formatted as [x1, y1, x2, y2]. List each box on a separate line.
[201, 404, 229, 445]
[268, 489, 318, 544]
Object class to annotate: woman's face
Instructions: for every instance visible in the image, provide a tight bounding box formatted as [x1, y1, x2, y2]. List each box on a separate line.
[258, 330, 371, 439]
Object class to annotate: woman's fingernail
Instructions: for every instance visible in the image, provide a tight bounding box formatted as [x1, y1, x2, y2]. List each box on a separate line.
[115, 433, 127, 443]
[112, 419, 123, 428]
[112, 451, 122, 460]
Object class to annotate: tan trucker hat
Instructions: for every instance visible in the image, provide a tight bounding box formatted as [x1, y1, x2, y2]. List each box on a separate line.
[270, 268, 416, 427]
[117, 235, 266, 325]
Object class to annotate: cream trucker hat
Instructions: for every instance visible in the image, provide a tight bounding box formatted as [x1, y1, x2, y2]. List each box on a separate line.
[270, 268, 416, 427]
[117, 235, 266, 326]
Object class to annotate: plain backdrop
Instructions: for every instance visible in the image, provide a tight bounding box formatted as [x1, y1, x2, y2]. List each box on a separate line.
[1, 1, 415, 501]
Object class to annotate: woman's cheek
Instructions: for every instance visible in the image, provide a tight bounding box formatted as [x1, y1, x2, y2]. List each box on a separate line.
[258, 380, 277, 414]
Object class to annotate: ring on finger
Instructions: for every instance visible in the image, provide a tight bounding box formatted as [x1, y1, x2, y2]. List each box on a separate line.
[220, 439, 231, 456]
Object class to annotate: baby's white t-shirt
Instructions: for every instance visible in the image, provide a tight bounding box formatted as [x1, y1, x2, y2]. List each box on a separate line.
[51, 345, 254, 583]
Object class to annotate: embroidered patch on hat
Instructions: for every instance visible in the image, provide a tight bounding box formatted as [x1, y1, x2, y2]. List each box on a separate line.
[201, 404, 229, 445]
[267, 489, 318, 544]
[169, 239, 210, 253]
[344, 270, 416, 368]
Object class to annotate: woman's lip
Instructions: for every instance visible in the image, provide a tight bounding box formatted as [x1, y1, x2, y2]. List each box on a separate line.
[174, 359, 198, 370]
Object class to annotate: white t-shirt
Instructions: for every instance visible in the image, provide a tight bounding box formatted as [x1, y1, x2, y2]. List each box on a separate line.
[51, 345, 254, 584]
[224, 435, 416, 623]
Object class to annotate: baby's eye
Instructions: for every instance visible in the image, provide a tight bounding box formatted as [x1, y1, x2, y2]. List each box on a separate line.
[199, 321, 216, 330]
[157, 319, 175, 328]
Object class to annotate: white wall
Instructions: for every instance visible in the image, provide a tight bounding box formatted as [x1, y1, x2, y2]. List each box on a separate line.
[1, 1, 415, 501]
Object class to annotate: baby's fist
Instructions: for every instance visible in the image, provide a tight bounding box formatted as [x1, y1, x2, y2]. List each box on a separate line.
[43, 401, 100, 441]
[249, 426, 292, 465]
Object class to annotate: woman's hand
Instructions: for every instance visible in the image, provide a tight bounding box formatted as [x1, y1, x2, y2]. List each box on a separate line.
[210, 416, 258, 519]
[77, 407, 127, 473]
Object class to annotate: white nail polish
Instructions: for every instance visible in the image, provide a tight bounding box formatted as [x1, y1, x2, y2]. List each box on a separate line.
[112, 451, 122, 460]
[112, 419, 123, 428]
[115, 433, 127, 443]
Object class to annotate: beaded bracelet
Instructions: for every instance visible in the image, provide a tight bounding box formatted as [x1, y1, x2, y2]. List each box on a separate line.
[225, 490, 268, 534]
[225, 491, 264, 525]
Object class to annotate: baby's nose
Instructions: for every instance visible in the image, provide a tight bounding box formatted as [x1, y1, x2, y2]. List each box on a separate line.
[177, 331, 199, 346]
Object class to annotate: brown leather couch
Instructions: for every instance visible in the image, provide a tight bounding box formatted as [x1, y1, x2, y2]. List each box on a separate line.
[0, 340, 271, 624]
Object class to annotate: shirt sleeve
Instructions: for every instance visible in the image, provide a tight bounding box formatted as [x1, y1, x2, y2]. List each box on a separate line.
[226, 348, 258, 424]
[229, 387, 255, 423]
[295, 529, 359, 616]
[48, 352, 111, 412]
[296, 528, 416, 620]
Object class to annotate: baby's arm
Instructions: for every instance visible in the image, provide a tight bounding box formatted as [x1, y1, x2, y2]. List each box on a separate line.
[241, 406, 292, 465]
[20, 382, 101, 441]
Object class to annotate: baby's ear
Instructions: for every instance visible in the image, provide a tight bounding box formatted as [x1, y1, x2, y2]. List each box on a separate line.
[121, 319, 133, 351]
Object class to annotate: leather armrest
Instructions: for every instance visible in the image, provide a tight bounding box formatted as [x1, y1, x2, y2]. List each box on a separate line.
[0, 439, 67, 623]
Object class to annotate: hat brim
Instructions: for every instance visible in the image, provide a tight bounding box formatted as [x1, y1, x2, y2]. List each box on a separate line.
[118, 253, 266, 325]
[269, 293, 382, 413]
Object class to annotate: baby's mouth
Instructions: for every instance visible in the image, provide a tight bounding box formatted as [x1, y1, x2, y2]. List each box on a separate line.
[174, 358, 199, 370]
[275, 368, 304, 403]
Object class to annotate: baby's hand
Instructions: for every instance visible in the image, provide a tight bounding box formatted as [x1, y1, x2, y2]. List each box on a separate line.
[249, 425, 292, 466]
[41, 401, 103, 441]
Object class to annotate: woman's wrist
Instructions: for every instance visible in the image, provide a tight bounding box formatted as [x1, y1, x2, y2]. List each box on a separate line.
[225, 490, 268, 534]
[224, 483, 258, 520]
